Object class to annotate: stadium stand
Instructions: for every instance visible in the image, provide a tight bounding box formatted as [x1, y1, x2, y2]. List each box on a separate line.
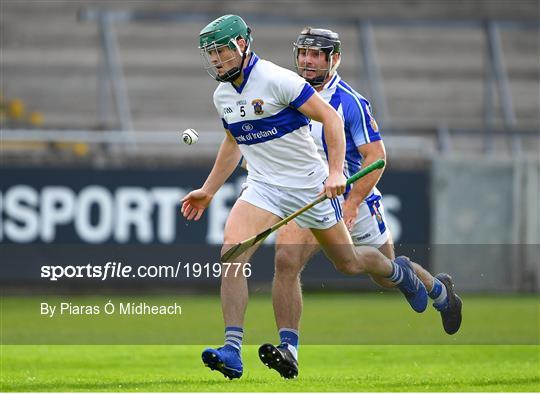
[1, 0, 538, 162]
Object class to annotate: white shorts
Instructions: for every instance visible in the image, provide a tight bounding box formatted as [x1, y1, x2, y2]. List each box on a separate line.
[239, 178, 342, 230]
[345, 192, 389, 248]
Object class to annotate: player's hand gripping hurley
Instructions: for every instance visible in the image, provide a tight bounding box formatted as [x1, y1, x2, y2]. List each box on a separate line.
[221, 159, 386, 262]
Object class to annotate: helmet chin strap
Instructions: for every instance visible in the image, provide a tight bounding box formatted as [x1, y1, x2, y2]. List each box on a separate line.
[216, 67, 240, 83]
[305, 75, 326, 87]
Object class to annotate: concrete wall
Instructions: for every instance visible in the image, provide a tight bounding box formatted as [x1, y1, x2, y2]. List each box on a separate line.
[431, 156, 539, 292]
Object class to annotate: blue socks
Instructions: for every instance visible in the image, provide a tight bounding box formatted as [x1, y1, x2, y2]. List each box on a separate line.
[428, 278, 448, 308]
[389, 261, 448, 310]
[279, 328, 299, 360]
[279, 328, 299, 348]
[224, 326, 243, 351]
[387, 261, 404, 284]
[224, 326, 300, 358]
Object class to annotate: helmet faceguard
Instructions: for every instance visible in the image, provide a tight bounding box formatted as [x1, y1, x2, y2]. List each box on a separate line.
[200, 38, 248, 82]
[199, 15, 252, 83]
[293, 27, 341, 87]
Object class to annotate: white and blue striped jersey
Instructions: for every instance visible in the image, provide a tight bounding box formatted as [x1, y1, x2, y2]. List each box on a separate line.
[310, 73, 382, 198]
[213, 53, 328, 189]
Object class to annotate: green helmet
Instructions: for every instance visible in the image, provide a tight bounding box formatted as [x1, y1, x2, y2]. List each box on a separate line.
[199, 15, 252, 82]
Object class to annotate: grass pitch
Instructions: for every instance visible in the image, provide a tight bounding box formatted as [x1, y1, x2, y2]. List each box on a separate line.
[1, 345, 538, 391]
[1, 293, 538, 391]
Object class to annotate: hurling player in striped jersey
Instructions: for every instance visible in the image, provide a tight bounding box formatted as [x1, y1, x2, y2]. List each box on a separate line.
[257, 27, 462, 379]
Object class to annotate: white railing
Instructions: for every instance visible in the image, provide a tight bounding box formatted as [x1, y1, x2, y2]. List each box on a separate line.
[1, 129, 438, 159]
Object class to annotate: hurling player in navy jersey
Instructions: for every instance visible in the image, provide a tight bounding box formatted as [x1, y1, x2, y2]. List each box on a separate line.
[255, 27, 462, 379]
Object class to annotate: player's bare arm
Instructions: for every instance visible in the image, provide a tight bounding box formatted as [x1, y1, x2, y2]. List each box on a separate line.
[181, 131, 241, 221]
[297, 94, 346, 198]
[343, 140, 386, 229]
